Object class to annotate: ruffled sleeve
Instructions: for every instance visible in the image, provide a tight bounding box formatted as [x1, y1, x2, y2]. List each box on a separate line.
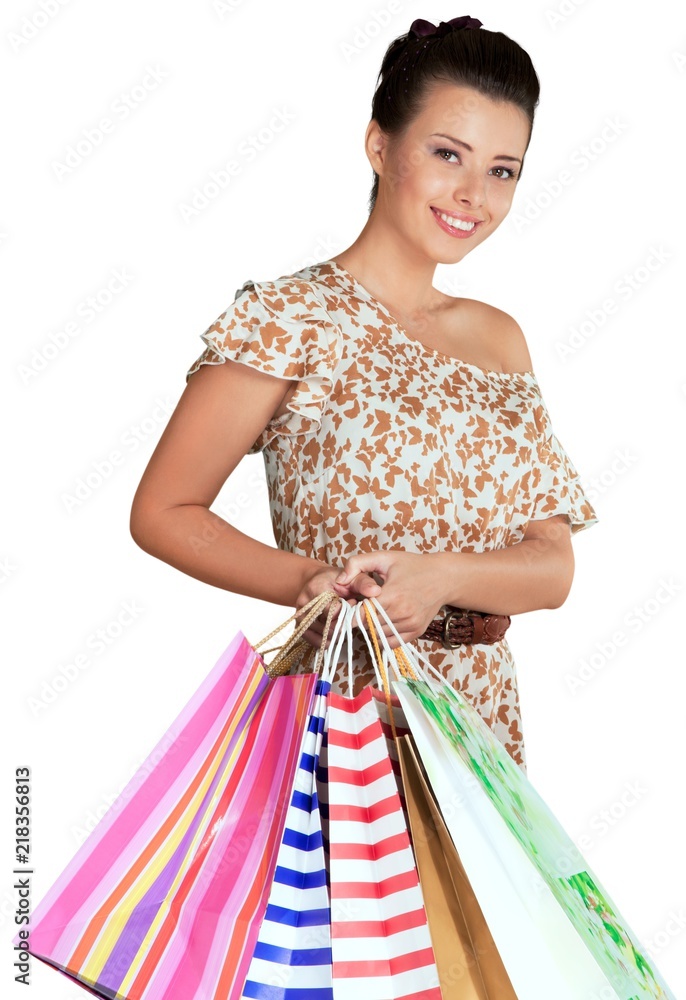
[185, 275, 343, 454]
[527, 378, 599, 535]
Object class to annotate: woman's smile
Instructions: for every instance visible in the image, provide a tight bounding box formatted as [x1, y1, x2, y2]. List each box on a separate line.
[430, 205, 485, 238]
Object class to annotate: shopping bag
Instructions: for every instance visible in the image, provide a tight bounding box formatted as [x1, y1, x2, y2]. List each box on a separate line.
[240, 596, 354, 999]
[241, 592, 443, 1000]
[356, 596, 677, 1000]
[16, 592, 338, 1000]
[397, 732, 517, 1000]
[240, 673, 332, 999]
[322, 602, 442, 1000]
[369, 686, 411, 823]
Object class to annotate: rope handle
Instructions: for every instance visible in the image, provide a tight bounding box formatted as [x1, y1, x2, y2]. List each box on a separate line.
[252, 589, 431, 687]
[252, 589, 337, 651]
[358, 604, 419, 683]
[266, 594, 342, 679]
[359, 596, 446, 686]
[251, 589, 341, 679]
[361, 603, 421, 743]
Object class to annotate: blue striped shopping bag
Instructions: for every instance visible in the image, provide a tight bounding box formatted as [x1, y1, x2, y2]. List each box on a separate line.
[239, 598, 354, 999]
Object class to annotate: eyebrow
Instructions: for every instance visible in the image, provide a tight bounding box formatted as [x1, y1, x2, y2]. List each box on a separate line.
[430, 133, 522, 164]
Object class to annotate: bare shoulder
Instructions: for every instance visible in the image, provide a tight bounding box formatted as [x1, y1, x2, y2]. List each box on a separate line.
[441, 295, 534, 374]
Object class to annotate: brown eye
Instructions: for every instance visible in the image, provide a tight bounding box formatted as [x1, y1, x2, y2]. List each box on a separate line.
[492, 165, 517, 181]
[435, 148, 459, 163]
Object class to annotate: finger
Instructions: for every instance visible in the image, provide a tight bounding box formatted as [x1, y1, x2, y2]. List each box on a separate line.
[301, 626, 322, 648]
[357, 608, 405, 649]
[333, 575, 382, 602]
[368, 627, 401, 651]
[318, 601, 345, 627]
[304, 623, 324, 638]
[303, 625, 336, 649]
[304, 605, 344, 639]
[298, 614, 330, 638]
[295, 598, 339, 625]
[330, 580, 365, 601]
[335, 552, 389, 586]
[353, 573, 383, 596]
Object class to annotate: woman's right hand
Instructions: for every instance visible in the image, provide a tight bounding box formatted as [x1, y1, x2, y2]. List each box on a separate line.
[294, 564, 382, 648]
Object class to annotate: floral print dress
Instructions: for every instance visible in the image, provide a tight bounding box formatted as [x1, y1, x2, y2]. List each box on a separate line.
[185, 259, 599, 774]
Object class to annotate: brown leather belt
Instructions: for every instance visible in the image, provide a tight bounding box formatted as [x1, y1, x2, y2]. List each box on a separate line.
[418, 606, 511, 649]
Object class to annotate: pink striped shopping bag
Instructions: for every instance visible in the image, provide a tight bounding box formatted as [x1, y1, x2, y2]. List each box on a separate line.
[240, 674, 333, 999]
[17, 629, 316, 1000]
[325, 683, 442, 1000]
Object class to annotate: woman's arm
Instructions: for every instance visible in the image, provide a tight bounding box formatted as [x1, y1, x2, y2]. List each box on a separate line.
[328, 515, 575, 646]
[429, 313, 577, 613]
[437, 513, 575, 613]
[318, 320, 579, 644]
[129, 360, 347, 608]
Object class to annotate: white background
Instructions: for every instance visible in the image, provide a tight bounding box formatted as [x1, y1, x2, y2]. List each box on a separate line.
[2, 0, 685, 996]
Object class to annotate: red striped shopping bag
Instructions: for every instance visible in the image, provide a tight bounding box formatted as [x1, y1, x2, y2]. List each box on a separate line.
[325, 682, 442, 1000]
[243, 594, 442, 999]
[17, 594, 338, 1000]
[371, 686, 411, 818]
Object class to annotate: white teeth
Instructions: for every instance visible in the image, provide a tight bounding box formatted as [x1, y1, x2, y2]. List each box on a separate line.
[437, 210, 476, 231]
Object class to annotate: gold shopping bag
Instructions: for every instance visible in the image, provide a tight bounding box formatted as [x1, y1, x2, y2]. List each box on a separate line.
[397, 733, 517, 1000]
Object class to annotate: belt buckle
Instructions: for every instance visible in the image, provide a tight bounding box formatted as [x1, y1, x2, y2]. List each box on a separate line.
[441, 609, 472, 649]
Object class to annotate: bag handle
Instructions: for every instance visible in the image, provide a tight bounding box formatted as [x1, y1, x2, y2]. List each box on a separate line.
[352, 597, 446, 687]
[320, 595, 355, 686]
[252, 589, 341, 678]
[345, 601, 416, 742]
[271, 592, 353, 681]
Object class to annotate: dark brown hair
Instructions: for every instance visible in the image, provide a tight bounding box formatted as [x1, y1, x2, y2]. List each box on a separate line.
[368, 23, 541, 212]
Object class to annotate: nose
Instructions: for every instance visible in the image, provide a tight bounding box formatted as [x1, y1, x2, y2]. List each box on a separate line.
[453, 170, 486, 208]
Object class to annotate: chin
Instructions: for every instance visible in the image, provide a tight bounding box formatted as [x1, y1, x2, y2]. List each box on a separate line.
[436, 245, 478, 265]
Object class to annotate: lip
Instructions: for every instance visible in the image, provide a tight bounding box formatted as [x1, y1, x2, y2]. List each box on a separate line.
[431, 206, 484, 239]
[431, 206, 484, 224]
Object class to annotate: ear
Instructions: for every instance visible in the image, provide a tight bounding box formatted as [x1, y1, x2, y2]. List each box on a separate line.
[364, 118, 390, 177]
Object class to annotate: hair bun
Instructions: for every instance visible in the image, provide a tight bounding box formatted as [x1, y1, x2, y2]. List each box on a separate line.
[409, 16, 483, 40]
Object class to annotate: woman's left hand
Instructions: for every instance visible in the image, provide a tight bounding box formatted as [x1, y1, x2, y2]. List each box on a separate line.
[333, 550, 450, 647]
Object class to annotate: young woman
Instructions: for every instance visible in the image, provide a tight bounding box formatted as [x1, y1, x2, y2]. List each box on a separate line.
[129, 15, 598, 776]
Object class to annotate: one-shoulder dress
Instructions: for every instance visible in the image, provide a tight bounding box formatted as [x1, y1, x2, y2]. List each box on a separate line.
[185, 259, 599, 774]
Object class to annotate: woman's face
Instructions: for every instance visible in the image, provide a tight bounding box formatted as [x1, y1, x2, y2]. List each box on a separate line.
[369, 82, 531, 263]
